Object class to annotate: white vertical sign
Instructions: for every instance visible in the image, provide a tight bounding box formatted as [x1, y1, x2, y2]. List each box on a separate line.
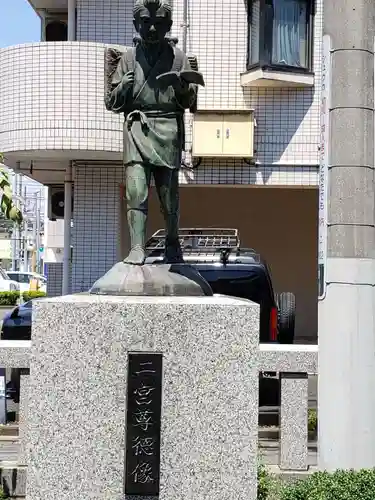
[318, 35, 331, 299]
[0, 369, 7, 425]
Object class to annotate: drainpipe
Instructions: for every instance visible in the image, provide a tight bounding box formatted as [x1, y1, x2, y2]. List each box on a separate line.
[68, 0, 76, 41]
[180, 0, 191, 173]
[181, 0, 188, 53]
[62, 162, 72, 295]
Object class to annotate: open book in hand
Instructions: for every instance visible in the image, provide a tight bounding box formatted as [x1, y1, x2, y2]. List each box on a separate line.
[156, 70, 205, 88]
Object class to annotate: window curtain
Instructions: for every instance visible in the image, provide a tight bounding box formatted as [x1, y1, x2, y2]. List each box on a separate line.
[272, 0, 307, 67]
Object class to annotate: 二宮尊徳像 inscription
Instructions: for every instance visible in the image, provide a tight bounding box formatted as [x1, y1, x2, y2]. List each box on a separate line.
[125, 353, 163, 496]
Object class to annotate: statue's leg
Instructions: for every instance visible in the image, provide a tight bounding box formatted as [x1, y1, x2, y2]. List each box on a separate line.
[153, 168, 183, 263]
[124, 163, 151, 265]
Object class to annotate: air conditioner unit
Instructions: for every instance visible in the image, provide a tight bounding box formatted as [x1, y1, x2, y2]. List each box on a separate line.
[48, 185, 74, 220]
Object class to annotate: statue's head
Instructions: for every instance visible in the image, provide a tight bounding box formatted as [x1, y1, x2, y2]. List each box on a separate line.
[133, 0, 172, 44]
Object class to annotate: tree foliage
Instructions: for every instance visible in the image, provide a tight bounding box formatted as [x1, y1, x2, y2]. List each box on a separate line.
[0, 153, 23, 225]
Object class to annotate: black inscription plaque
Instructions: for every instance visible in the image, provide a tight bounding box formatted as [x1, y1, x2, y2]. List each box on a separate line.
[125, 352, 163, 496]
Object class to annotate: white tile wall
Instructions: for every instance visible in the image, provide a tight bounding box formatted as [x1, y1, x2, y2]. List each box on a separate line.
[45, 262, 64, 296]
[72, 163, 124, 292]
[0, 0, 322, 175]
[75, 0, 322, 171]
[77, 0, 135, 44]
[177, 0, 322, 166]
[0, 42, 123, 155]
[67, 0, 322, 291]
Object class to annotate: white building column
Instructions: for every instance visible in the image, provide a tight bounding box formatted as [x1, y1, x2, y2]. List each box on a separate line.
[67, 0, 76, 41]
[62, 162, 72, 295]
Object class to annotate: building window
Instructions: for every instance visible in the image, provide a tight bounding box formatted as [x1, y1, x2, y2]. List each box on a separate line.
[247, 0, 313, 73]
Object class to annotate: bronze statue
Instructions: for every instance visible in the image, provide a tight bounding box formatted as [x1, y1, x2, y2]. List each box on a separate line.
[89, 0, 210, 296]
[105, 0, 204, 265]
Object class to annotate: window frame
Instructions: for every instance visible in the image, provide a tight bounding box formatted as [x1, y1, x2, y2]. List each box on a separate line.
[246, 0, 315, 74]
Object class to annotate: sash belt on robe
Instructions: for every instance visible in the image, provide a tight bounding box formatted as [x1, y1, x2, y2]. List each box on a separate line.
[124, 109, 184, 169]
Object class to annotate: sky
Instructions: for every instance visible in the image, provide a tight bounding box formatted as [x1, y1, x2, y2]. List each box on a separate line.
[0, 0, 41, 48]
[0, 0, 42, 193]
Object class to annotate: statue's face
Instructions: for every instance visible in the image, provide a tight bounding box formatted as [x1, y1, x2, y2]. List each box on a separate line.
[134, 5, 172, 44]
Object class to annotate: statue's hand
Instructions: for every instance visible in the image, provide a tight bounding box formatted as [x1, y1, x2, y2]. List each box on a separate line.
[122, 71, 135, 86]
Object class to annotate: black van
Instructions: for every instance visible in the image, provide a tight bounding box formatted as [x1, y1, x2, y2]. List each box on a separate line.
[145, 228, 296, 344]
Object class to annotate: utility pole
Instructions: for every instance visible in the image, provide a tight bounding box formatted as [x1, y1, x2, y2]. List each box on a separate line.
[31, 191, 42, 274]
[20, 186, 26, 272]
[318, 0, 375, 470]
[31, 192, 38, 273]
[11, 172, 18, 271]
[36, 193, 41, 274]
[16, 173, 23, 271]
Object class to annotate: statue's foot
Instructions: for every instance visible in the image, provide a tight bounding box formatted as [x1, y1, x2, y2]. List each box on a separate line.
[123, 245, 146, 265]
[165, 240, 184, 264]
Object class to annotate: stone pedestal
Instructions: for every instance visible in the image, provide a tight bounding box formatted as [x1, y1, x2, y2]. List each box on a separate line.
[26, 294, 259, 500]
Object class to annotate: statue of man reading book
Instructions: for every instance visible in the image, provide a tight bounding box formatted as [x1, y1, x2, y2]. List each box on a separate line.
[105, 0, 205, 266]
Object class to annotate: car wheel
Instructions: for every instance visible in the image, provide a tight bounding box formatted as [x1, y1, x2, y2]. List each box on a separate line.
[277, 292, 296, 344]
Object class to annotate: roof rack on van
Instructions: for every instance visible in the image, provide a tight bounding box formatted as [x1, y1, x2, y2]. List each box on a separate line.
[146, 228, 240, 251]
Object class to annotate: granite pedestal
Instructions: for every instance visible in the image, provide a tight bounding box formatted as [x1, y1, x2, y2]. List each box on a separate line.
[26, 294, 260, 500]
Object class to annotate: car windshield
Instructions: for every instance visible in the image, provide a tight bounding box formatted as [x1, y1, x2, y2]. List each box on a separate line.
[7, 273, 31, 284]
[22, 301, 33, 309]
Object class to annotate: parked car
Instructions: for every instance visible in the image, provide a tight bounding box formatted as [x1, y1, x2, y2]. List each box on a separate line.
[2, 300, 34, 403]
[145, 228, 296, 344]
[3, 229, 295, 344]
[6, 271, 46, 293]
[1, 300, 32, 340]
[0, 267, 20, 292]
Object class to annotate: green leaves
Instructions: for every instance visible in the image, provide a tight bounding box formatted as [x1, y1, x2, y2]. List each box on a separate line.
[280, 469, 375, 500]
[22, 291, 46, 302]
[0, 159, 23, 224]
[257, 460, 375, 499]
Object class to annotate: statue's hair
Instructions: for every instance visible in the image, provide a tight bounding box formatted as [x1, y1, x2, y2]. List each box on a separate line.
[133, 0, 172, 19]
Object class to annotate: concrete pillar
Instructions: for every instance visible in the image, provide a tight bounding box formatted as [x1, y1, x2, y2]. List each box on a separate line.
[67, 0, 76, 41]
[318, 0, 375, 470]
[62, 162, 72, 295]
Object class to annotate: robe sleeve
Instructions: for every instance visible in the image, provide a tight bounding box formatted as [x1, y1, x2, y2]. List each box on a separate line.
[106, 52, 133, 114]
[174, 55, 198, 110]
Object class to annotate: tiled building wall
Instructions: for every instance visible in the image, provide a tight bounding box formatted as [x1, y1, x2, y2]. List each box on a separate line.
[0, 43, 123, 155]
[77, 0, 135, 45]
[45, 263, 64, 297]
[72, 164, 124, 291]
[177, 0, 322, 166]
[74, 0, 322, 171]
[68, 0, 322, 292]
[0, 0, 322, 176]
